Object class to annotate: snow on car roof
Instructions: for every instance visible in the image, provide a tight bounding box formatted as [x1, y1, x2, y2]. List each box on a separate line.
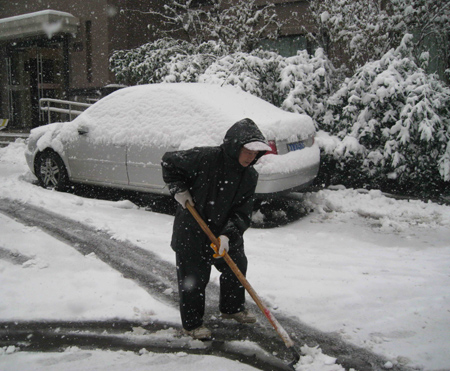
[72, 83, 314, 149]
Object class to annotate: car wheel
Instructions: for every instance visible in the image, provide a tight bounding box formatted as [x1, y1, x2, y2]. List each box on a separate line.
[251, 196, 310, 228]
[36, 151, 69, 191]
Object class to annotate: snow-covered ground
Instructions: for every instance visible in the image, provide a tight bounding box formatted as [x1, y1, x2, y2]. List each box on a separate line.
[1, 140, 449, 371]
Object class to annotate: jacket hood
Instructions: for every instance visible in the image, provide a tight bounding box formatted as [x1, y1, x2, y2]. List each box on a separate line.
[221, 118, 269, 167]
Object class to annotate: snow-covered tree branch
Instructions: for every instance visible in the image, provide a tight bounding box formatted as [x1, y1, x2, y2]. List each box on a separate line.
[143, 0, 281, 53]
[304, 0, 450, 78]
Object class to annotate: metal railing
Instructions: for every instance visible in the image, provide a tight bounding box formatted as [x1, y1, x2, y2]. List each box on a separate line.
[39, 98, 93, 124]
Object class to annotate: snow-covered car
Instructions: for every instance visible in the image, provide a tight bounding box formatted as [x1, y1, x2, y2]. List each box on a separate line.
[25, 83, 320, 198]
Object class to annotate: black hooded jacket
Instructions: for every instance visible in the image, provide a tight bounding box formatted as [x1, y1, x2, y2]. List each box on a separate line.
[161, 118, 268, 253]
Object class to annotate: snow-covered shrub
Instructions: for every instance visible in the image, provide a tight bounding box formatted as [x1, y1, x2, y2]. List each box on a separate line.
[111, 38, 337, 114]
[305, 0, 450, 78]
[279, 48, 339, 124]
[110, 38, 229, 85]
[160, 41, 229, 83]
[199, 49, 284, 106]
[200, 47, 338, 113]
[321, 34, 450, 197]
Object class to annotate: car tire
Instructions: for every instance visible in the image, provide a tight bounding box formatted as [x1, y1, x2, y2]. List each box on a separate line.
[35, 151, 70, 191]
[251, 196, 310, 228]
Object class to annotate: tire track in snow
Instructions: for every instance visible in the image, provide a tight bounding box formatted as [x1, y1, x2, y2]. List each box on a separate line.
[0, 198, 413, 371]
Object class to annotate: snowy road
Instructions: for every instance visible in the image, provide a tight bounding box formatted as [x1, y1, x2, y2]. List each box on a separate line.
[0, 198, 407, 371]
[1, 140, 450, 371]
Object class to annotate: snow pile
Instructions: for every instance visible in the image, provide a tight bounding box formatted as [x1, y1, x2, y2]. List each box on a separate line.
[303, 187, 450, 232]
[0, 138, 27, 163]
[255, 146, 320, 174]
[295, 346, 346, 371]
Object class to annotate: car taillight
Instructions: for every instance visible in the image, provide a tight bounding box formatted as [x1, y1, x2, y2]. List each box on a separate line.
[265, 140, 278, 155]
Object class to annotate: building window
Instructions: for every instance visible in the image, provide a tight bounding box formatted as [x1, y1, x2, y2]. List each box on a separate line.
[85, 20, 93, 83]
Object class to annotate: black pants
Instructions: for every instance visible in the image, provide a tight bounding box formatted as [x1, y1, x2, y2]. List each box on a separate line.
[176, 244, 248, 331]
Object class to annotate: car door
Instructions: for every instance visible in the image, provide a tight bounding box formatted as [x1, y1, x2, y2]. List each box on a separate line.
[65, 128, 128, 185]
[126, 144, 173, 194]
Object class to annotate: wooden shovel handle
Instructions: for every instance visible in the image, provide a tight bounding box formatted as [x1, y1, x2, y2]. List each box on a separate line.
[186, 201, 220, 247]
[185, 201, 295, 349]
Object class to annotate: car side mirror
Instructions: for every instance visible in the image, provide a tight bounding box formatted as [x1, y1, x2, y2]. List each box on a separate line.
[78, 125, 89, 135]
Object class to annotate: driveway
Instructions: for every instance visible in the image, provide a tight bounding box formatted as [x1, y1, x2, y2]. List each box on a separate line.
[0, 198, 411, 371]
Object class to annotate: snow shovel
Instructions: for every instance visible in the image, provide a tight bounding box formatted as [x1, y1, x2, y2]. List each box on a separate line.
[185, 201, 301, 367]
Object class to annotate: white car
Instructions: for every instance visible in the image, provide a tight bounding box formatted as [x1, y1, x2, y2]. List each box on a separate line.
[25, 83, 320, 198]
